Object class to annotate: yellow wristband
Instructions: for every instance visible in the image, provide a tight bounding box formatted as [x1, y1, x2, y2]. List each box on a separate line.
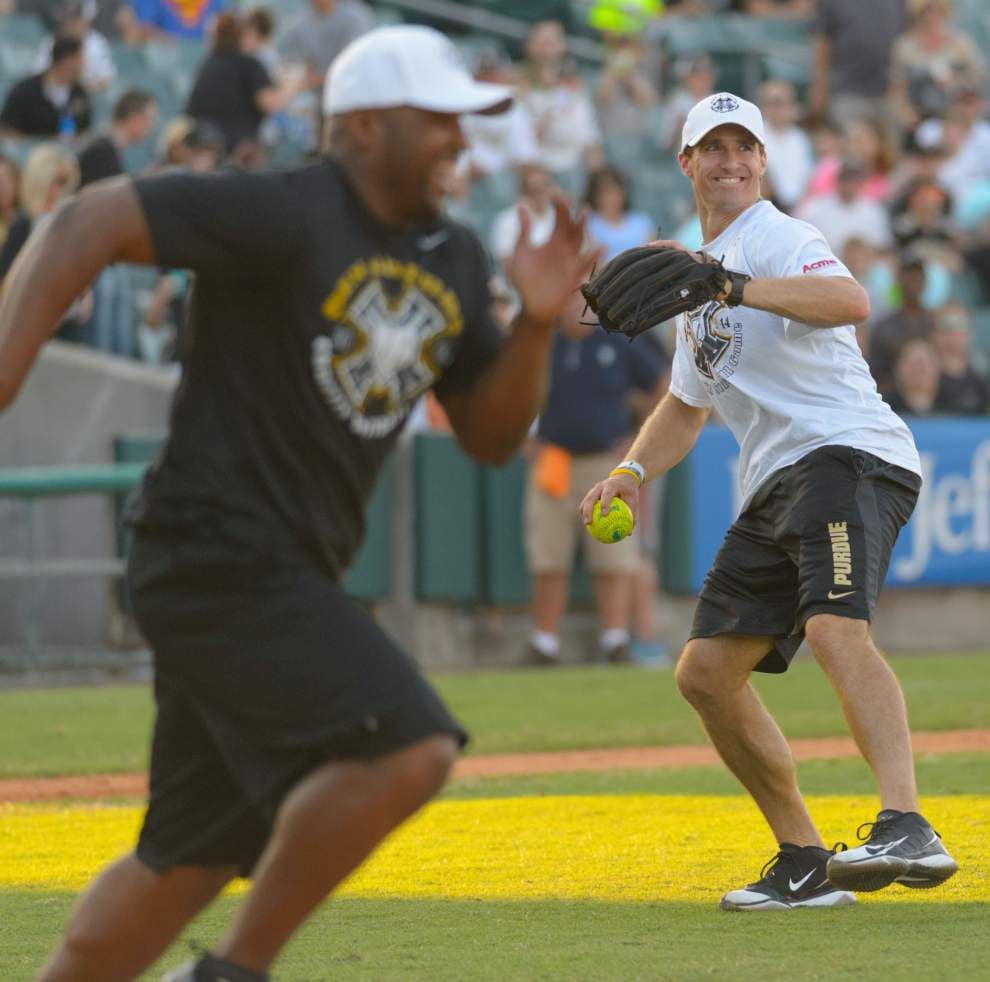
[609, 466, 643, 486]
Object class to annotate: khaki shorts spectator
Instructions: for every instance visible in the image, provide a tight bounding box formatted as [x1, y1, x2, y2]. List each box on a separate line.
[525, 450, 639, 574]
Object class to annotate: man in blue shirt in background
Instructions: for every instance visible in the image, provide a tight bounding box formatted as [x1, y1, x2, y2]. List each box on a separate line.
[524, 290, 665, 665]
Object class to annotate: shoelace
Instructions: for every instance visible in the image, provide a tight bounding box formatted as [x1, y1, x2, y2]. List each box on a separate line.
[856, 816, 899, 843]
[760, 842, 847, 882]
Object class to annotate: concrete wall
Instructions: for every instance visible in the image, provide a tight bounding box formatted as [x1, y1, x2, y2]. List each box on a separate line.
[0, 342, 176, 654]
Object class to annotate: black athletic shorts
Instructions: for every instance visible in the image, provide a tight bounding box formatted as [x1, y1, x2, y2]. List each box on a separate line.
[127, 527, 467, 876]
[690, 445, 921, 674]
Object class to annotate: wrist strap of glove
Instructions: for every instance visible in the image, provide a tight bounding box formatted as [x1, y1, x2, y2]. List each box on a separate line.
[724, 270, 751, 307]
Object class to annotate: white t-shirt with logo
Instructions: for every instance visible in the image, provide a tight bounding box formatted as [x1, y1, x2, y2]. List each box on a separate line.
[670, 200, 921, 511]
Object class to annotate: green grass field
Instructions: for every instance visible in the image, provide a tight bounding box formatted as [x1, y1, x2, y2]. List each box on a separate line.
[1, 652, 988, 980]
[1, 652, 988, 777]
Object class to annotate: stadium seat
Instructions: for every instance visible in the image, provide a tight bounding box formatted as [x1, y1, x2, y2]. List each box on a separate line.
[0, 13, 46, 47]
[0, 38, 39, 84]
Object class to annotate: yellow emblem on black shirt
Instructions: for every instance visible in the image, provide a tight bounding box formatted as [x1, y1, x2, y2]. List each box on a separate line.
[313, 256, 463, 438]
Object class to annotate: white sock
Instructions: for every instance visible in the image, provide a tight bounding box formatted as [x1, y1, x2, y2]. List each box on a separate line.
[599, 628, 630, 651]
[530, 631, 560, 657]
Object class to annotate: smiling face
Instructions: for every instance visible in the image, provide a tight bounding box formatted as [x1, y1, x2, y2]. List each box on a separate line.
[678, 123, 766, 224]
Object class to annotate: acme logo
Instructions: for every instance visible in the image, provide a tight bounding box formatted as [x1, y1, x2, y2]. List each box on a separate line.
[828, 521, 853, 586]
[803, 259, 839, 273]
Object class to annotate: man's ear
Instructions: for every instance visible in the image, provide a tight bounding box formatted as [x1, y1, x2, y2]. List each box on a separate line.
[335, 110, 382, 154]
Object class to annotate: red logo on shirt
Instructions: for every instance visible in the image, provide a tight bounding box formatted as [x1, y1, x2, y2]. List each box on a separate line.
[802, 259, 838, 273]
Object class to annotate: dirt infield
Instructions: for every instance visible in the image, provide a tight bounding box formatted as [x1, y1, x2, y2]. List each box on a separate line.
[1, 729, 988, 804]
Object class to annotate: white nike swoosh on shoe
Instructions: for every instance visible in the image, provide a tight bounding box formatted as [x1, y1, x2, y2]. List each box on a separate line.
[865, 835, 909, 855]
[418, 230, 450, 251]
[788, 869, 816, 891]
[925, 832, 940, 846]
[827, 590, 856, 600]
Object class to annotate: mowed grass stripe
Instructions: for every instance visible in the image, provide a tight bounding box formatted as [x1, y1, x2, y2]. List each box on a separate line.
[2, 795, 986, 903]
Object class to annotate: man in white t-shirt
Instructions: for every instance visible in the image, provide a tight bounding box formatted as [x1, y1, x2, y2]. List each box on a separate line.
[581, 92, 958, 912]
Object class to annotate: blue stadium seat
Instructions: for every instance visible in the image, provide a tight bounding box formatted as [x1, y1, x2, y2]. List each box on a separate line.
[0, 14, 46, 47]
[0, 38, 39, 84]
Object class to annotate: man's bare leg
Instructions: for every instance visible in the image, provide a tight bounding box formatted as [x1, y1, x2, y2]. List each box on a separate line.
[675, 634, 823, 847]
[805, 614, 918, 813]
[214, 733, 458, 972]
[38, 854, 236, 982]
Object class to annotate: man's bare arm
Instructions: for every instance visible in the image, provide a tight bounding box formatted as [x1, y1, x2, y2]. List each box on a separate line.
[0, 178, 154, 409]
[732, 275, 869, 328]
[441, 311, 554, 467]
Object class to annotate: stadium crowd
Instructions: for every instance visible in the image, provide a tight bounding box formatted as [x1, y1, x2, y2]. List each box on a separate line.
[0, 0, 988, 417]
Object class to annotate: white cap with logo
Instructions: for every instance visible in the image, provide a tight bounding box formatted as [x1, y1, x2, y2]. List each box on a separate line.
[324, 25, 513, 117]
[680, 92, 766, 152]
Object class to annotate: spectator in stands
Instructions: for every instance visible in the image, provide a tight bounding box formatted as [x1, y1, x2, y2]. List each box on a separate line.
[932, 302, 990, 414]
[0, 142, 89, 335]
[868, 250, 936, 398]
[890, 177, 957, 258]
[77, 88, 156, 186]
[186, 12, 303, 162]
[594, 30, 659, 154]
[796, 158, 892, 256]
[454, 45, 538, 198]
[887, 116, 951, 201]
[888, 0, 985, 133]
[809, 0, 904, 128]
[491, 163, 558, 268]
[584, 164, 654, 260]
[523, 289, 663, 666]
[280, 0, 374, 94]
[240, 5, 279, 76]
[938, 87, 990, 205]
[757, 79, 813, 212]
[843, 116, 896, 201]
[515, 19, 603, 195]
[157, 115, 226, 171]
[128, 0, 227, 42]
[802, 117, 842, 201]
[886, 337, 942, 416]
[0, 34, 90, 139]
[808, 117, 895, 205]
[34, 0, 114, 93]
[0, 155, 20, 253]
[659, 54, 716, 153]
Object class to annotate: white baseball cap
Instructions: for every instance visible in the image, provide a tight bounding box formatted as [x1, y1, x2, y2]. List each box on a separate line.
[680, 92, 766, 152]
[324, 25, 513, 117]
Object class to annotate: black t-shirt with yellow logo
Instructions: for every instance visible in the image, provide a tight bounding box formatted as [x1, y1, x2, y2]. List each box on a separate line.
[131, 159, 502, 578]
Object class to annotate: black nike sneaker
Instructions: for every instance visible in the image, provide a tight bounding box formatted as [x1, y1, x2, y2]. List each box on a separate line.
[826, 809, 958, 892]
[720, 843, 856, 911]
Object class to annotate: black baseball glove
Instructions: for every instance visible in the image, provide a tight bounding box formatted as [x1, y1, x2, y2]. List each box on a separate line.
[580, 245, 749, 340]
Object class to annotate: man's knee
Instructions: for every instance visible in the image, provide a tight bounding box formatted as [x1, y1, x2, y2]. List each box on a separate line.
[385, 734, 459, 805]
[674, 641, 727, 706]
[805, 613, 870, 663]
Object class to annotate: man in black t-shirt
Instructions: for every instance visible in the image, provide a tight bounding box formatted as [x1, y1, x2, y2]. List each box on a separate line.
[77, 88, 156, 187]
[0, 25, 598, 982]
[0, 34, 91, 138]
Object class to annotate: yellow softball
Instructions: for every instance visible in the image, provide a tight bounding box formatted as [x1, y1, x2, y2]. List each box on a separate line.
[586, 498, 635, 544]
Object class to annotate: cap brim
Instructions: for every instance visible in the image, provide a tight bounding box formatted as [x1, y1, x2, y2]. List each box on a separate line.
[408, 79, 514, 115]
